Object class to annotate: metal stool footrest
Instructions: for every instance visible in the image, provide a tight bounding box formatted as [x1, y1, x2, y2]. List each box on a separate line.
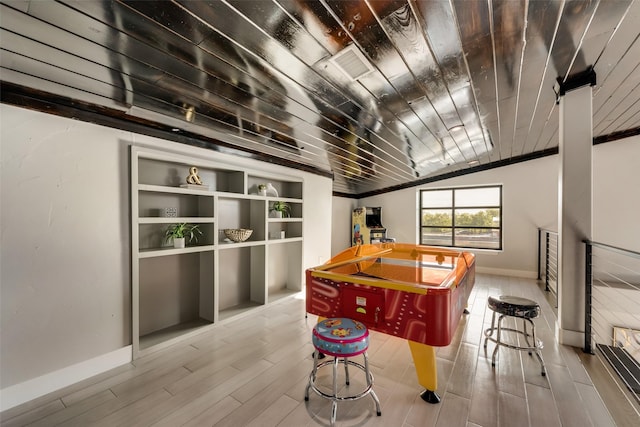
[306, 358, 376, 402]
[484, 323, 544, 353]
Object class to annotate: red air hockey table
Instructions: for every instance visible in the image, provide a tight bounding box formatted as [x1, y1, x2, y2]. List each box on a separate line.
[306, 243, 476, 403]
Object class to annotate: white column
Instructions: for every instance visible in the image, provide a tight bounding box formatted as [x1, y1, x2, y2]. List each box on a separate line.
[557, 84, 593, 347]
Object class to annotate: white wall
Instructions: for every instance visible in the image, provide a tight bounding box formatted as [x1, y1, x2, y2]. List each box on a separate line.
[593, 137, 640, 251]
[330, 196, 356, 257]
[0, 104, 333, 407]
[355, 155, 559, 277]
[332, 135, 640, 277]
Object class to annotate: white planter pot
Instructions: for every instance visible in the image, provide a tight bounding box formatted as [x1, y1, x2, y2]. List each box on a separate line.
[258, 189, 267, 196]
[173, 237, 185, 248]
[271, 210, 282, 218]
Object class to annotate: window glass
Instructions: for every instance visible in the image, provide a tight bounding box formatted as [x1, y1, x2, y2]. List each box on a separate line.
[421, 227, 453, 247]
[455, 187, 500, 207]
[421, 189, 452, 208]
[421, 209, 453, 227]
[420, 185, 502, 250]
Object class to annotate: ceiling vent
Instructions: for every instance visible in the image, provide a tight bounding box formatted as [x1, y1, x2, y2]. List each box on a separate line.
[330, 45, 375, 81]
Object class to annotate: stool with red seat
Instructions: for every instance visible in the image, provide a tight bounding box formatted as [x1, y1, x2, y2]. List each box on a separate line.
[305, 318, 381, 426]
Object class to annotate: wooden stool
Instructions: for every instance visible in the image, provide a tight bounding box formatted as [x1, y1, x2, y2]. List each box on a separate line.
[305, 318, 381, 426]
[484, 295, 546, 375]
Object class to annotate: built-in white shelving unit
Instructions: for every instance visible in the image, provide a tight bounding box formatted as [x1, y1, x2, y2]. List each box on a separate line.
[131, 147, 303, 358]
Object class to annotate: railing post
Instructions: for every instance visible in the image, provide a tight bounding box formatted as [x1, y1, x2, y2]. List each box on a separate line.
[584, 241, 593, 354]
[545, 232, 550, 292]
[537, 229, 542, 281]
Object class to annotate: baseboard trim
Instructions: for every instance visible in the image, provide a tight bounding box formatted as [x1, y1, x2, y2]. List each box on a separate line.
[475, 266, 537, 279]
[0, 346, 132, 412]
[556, 326, 585, 348]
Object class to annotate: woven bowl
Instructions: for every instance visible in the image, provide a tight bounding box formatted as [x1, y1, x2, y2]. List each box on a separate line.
[223, 228, 253, 242]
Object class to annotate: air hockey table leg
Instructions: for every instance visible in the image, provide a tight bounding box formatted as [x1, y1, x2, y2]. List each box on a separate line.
[408, 340, 440, 404]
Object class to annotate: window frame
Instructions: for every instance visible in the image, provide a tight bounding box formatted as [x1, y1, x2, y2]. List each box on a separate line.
[419, 185, 503, 250]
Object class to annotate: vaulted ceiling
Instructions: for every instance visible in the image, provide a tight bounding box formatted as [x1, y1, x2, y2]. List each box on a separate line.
[2, 0, 639, 195]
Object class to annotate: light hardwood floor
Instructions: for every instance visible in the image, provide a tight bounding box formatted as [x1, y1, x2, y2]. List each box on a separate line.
[2, 274, 639, 426]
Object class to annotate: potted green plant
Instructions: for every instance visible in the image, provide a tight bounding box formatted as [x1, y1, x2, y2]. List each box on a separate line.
[271, 201, 290, 218]
[165, 223, 202, 248]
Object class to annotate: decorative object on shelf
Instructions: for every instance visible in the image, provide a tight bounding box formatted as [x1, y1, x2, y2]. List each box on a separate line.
[165, 223, 202, 248]
[258, 184, 267, 196]
[223, 228, 253, 242]
[161, 207, 177, 218]
[271, 201, 290, 218]
[186, 166, 203, 185]
[266, 182, 279, 197]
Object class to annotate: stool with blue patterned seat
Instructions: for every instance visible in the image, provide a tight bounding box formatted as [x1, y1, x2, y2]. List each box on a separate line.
[484, 295, 546, 375]
[305, 318, 381, 426]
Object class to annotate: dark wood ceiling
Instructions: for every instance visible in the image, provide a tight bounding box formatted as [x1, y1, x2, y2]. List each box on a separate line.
[2, 0, 639, 195]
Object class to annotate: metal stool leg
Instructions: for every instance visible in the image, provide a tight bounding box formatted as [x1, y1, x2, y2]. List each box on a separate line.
[484, 310, 497, 350]
[331, 357, 339, 426]
[522, 319, 533, 355]
[363, 351, 381, 416]
[344, 357, 350, 385]
[529, 318, 546, 376]
[305, 350, 320, 401]
[491, 315, 504, 367]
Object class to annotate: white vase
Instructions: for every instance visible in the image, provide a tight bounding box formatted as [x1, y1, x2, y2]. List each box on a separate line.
[266, 183, 278, 197]
[173, 237, 185, 248]
[259, 189, 267, 196]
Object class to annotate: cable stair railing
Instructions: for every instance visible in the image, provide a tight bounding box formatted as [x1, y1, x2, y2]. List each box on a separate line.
[538, 230, 640, 416]
[537, 228, 558, 308]
[583, 240, 640, 413]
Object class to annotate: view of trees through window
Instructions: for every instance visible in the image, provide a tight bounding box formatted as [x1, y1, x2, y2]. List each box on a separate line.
[420, 186, 502, 250]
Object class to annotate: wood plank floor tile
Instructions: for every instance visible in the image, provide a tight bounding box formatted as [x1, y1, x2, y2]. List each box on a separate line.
[574, 382, 616, 427]
[435, 393, 470, 427]
[0, 398, 65, 427]
[497, 391, 528, 427]
[495, 342, 526, 398]
[149, 360, 273, 427]
[57, 389, 172, 427]
[2, 274, 633, 427]
[180, 396, 242, 427]
[27, 390, 116, 427]
[525, 383, 562, 427]
[244, 395, 299, 427]
[87, 388, 173, 427]
[446, 343, 479, 399]
[545, 363, 593, 427]
[467, 357, 499, 427]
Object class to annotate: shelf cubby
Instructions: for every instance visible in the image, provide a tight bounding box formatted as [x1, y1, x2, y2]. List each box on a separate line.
[217, 197, 266, 243]
[139, 222, 215, 251]
[247, 175, 303, 199]
[138, 191, 214, 218]
[267, 240, 303, 303]
[267, 220, 302, 240]
[218, 246, 266, 320]
[138, 251, 214, 350]
[138, 157, 244, 194]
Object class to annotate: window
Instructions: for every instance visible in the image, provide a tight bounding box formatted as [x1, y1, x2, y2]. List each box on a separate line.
[420, 185, 502, 250]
